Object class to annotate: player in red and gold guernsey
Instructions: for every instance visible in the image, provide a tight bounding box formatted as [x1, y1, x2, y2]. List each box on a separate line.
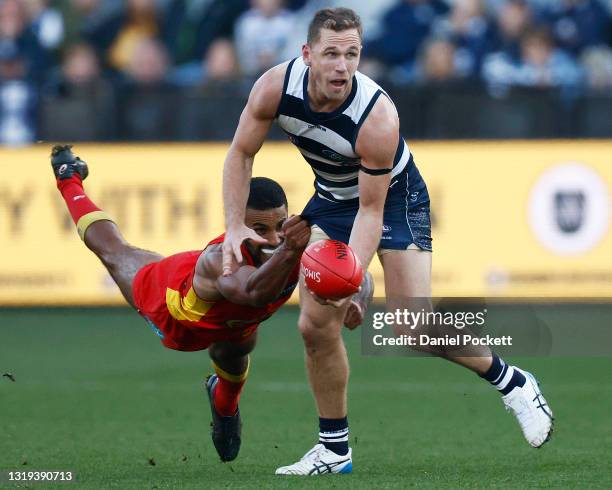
[49, 145, 311, 463]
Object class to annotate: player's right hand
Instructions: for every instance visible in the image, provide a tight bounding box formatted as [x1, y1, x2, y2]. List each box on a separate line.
[304, 283, 352, 309]
[222, 224, 268, 276]
[281, 215, 311, 252]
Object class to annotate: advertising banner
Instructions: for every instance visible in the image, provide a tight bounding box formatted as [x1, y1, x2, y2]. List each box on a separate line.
[0, 141, 610, 304]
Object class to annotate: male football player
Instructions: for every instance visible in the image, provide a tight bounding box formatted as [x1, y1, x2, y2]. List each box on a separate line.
[221, 7, 553, 475]
[49, 144, 313, 462]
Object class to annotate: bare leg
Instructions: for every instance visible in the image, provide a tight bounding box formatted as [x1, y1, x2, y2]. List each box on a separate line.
[379, 249, 493, 375]
[298, 277, 349, 417]
[208, 334, 256, 376]
[82, 221, 163, 308]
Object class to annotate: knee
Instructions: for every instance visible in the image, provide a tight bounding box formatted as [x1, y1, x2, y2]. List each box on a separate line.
[298, 312, 341, 352]
[210, 338, 256, 361]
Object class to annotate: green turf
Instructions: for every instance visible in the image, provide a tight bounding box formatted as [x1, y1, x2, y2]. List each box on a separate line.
[1, 307, 611, 489]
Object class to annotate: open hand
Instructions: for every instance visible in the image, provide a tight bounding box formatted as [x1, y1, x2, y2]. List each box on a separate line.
[222, 224, 268, 276]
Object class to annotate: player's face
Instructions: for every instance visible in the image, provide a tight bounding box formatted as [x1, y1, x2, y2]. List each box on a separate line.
[244, 205, 288, 261]
[303, 28, 361, 103]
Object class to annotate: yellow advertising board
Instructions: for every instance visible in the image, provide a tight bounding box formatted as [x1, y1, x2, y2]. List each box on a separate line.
[0, 141, 610, 305]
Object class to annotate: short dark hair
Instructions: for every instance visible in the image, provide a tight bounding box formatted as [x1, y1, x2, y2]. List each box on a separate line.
[307, 8, 363, 45]
[247, 177, 288, 210]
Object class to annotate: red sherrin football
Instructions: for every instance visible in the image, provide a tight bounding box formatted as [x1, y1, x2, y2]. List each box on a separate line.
[300, 240, 363, 300]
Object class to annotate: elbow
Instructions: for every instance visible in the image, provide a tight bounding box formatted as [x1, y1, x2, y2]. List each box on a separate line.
[243, 283, 274, 307]
[247, 292, 273, 308]
[228, 143, 255, 165]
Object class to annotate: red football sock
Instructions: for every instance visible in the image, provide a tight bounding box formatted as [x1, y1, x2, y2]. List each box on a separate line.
[214, 377, 246, 416]
[57, 176, 112, 241]
[57, 176, 100, 225]
[212, 358, 249, 416]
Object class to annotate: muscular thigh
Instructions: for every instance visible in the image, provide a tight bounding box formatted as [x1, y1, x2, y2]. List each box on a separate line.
[86, 221, 163, 308]
[379, 249, 432, 298]
[110, 246, 164, 307]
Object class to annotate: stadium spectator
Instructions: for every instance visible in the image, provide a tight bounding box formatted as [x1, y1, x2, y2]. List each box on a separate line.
[581, 45, 612, 91]
[60, 41, 100, 85]
[417, 37, 463, 83]
[191, 0, 249, 63]
[124, 37, 170, 87]
[492, 0, 533, 60]
[0, 43, 37, 145]
[40, 41, 115, 141]
[25, 0, 64, 51]
[538, 0, 611, 55]
[364, 0, 449, 68]
[482, 27, 584, 92]
[234, 0, 293, 77]
[206, 37, 240, 81]
[81, 0, 184, 72]
[485, 0, 548, 15]
[61, 0, 122, 45]
[44, 41, 110, 95]
[435, 0, 496, 78]
[0, 0, 51, 82]
[170, 37, 241, 87]
[118, 37, 175, 141]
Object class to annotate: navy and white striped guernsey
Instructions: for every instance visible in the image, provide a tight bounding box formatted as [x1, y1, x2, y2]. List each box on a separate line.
[275, 57, 423, 203]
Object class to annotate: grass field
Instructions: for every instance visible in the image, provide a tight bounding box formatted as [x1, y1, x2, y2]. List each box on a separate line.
[1, 307, 611, 488]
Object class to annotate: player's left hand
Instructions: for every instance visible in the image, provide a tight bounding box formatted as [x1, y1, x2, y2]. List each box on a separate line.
[343, 272, 373, 329]
[281, 215, 311, 252]
[343, 297, 365, 330]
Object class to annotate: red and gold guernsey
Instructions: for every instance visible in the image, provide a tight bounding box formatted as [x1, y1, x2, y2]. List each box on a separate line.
[133, 234, 300, 352]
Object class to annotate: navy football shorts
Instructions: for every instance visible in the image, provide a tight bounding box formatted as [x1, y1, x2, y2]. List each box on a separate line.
[301, 182, 432, 252]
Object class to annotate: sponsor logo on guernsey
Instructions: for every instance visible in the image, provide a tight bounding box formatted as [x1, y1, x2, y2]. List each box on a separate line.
[301, 263, 321, 283]
[322, 149, 343, 161]
[307, 123, 327, 132]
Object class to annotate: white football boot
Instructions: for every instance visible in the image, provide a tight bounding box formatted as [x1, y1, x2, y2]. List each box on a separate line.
[275, 444, 353, 475]
[502, 368, 554, 448]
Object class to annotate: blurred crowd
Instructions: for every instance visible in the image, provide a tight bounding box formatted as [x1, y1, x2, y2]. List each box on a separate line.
[1, 0, 611, 145]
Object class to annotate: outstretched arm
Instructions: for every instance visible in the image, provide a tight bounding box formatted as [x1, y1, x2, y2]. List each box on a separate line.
[195, 216, 311, 308]
[222, 63, 288, 275]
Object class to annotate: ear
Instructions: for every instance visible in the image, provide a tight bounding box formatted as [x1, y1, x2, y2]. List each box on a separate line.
[302, 43, 311, 66]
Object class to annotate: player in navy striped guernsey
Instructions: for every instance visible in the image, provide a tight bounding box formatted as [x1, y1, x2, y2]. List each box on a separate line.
[221, 7, 553, 475]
